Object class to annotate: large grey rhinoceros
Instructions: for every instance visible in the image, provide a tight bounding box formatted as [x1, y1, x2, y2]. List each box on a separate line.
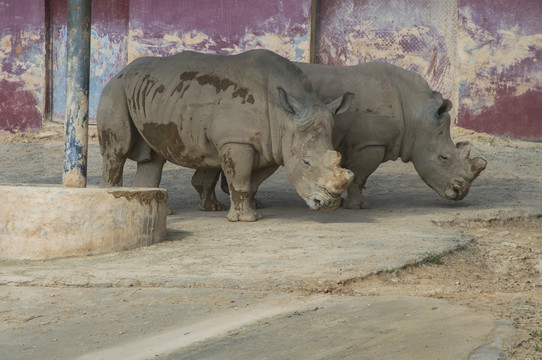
[193, 61, 487, 210]
[97, 49, 354, 221]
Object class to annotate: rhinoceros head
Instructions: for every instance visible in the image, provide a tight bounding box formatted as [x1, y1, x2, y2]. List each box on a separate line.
[409, 92, 487, 201]
[278, 88, 355, 211]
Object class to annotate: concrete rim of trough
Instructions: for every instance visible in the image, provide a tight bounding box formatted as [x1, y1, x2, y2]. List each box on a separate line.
[0, 184, 168, 260]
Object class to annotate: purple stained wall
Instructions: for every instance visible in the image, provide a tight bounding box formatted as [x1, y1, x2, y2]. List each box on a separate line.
[457, 0, 542, 140]
[0, 1, 45, 132]
[316, 0, 458, 105]
[128, 0, 311, 61]
[1, 0, 540, 139]
[315, 0, 542, 140]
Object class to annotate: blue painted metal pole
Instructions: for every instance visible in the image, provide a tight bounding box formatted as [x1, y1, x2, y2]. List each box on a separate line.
[63, 0, 91, 187]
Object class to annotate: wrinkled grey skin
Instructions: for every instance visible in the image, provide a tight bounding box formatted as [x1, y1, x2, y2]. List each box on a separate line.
[193, 62, 487, 210]
[97, 49, 354, 221]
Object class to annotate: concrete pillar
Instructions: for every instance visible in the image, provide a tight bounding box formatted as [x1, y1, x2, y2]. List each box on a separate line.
[63, 0, 91, 187]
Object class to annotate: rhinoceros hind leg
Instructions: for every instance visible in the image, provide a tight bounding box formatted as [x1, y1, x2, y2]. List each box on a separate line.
[252, 198, 265, 209]
[342, 146, 385, 210]
[101, 155, 126, 187]
[343, 193, 372, 209]
[132, 150, 166, 188]
[219, 165, 278, 209]
[97, 80, 134, 187]
[191, 168, 226, 211]
[220, 143, 262, 222]
[343, 184, 372, 209]
[248, 165, 279, 209]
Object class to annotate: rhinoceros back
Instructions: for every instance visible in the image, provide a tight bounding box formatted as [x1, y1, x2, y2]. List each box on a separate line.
[114, 49, 314, 168]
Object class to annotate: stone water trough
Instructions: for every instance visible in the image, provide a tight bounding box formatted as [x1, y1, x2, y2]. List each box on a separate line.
[0, 0, 168, 261]
[0, 185, 168, 260]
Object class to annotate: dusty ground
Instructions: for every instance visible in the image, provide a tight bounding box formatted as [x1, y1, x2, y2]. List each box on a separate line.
[1, 122, 541, 359]
[335, 216, 542, 359]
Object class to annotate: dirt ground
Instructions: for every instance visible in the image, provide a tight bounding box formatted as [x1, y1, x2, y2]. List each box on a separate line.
[1, 122, 541, 359]
[335, 216, 542, 359]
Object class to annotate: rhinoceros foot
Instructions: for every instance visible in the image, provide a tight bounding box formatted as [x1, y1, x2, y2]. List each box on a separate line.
[227, 208, 263, 222]
[252, 198, 264, 209]
[342, 196, 372, 210]
[199, 199, 226, 212]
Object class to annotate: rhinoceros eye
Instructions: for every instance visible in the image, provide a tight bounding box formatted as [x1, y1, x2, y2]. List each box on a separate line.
[438, 155, 449, 161]
[302, 158, 311, 167]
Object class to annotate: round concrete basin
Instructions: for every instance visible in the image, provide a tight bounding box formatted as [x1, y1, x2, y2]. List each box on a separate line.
[0, 185, 168, 260]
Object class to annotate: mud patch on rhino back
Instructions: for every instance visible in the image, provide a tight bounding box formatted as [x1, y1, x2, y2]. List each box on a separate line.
[143, 76, 159, 116]
[152, 85, 165, 101]
[171, 71, 199, 98]
[140, 122, 206, 168]
[195, 73, 256, 104]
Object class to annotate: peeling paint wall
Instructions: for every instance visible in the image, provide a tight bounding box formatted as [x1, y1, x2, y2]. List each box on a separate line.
[457, 0, 542, 140]
[128, 0, 311, 62]
[316, 0, 541, 140]
[0, 0, 45, 132]
[316, 0, 458, 120]
[1, 0, 540, 139]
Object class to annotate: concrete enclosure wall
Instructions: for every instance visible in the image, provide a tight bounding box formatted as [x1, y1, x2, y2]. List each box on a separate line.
[0, 0, 540, 139]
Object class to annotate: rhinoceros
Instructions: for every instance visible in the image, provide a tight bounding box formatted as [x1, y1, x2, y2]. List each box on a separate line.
[192, 61, 487, 209]
[97, 49, 354, 221]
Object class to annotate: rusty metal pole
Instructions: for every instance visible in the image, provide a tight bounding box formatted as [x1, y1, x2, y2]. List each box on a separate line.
[63, 0, 91, 187]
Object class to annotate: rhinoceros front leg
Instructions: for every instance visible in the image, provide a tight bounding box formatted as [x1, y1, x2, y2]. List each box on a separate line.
[220, 143, 261, 222]
[191, 168, 226, 211]
[342, 146, 385, 210]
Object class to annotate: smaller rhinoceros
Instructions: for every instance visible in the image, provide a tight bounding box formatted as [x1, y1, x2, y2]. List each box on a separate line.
[97, 49, 354, 221]
[192, 61, 487, 209]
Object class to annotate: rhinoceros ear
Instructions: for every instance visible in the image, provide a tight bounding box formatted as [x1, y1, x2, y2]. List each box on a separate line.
[437, 99, 453, 117]
[278, 87, 303, 115]
[326, 92, 354, 115]
[432, 92, 453, 121]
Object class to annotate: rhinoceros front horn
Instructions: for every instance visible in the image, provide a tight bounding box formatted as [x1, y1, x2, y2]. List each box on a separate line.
[321, 150, 354, 195]
[469, 157, 487, 179]
[456, 141, 487, 179]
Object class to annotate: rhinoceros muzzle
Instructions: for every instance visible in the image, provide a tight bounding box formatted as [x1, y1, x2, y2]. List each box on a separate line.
[441, 146, 487, 201]
[443, 178, 472, 201]
[306, 172, 353, 211]
[307, 193, 342, 212]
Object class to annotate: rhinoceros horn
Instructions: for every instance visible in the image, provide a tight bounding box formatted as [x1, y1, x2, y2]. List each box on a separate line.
[470, 157, 487, 179]
[456, 142, 487, 180]
[322, 150, 354, 195]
